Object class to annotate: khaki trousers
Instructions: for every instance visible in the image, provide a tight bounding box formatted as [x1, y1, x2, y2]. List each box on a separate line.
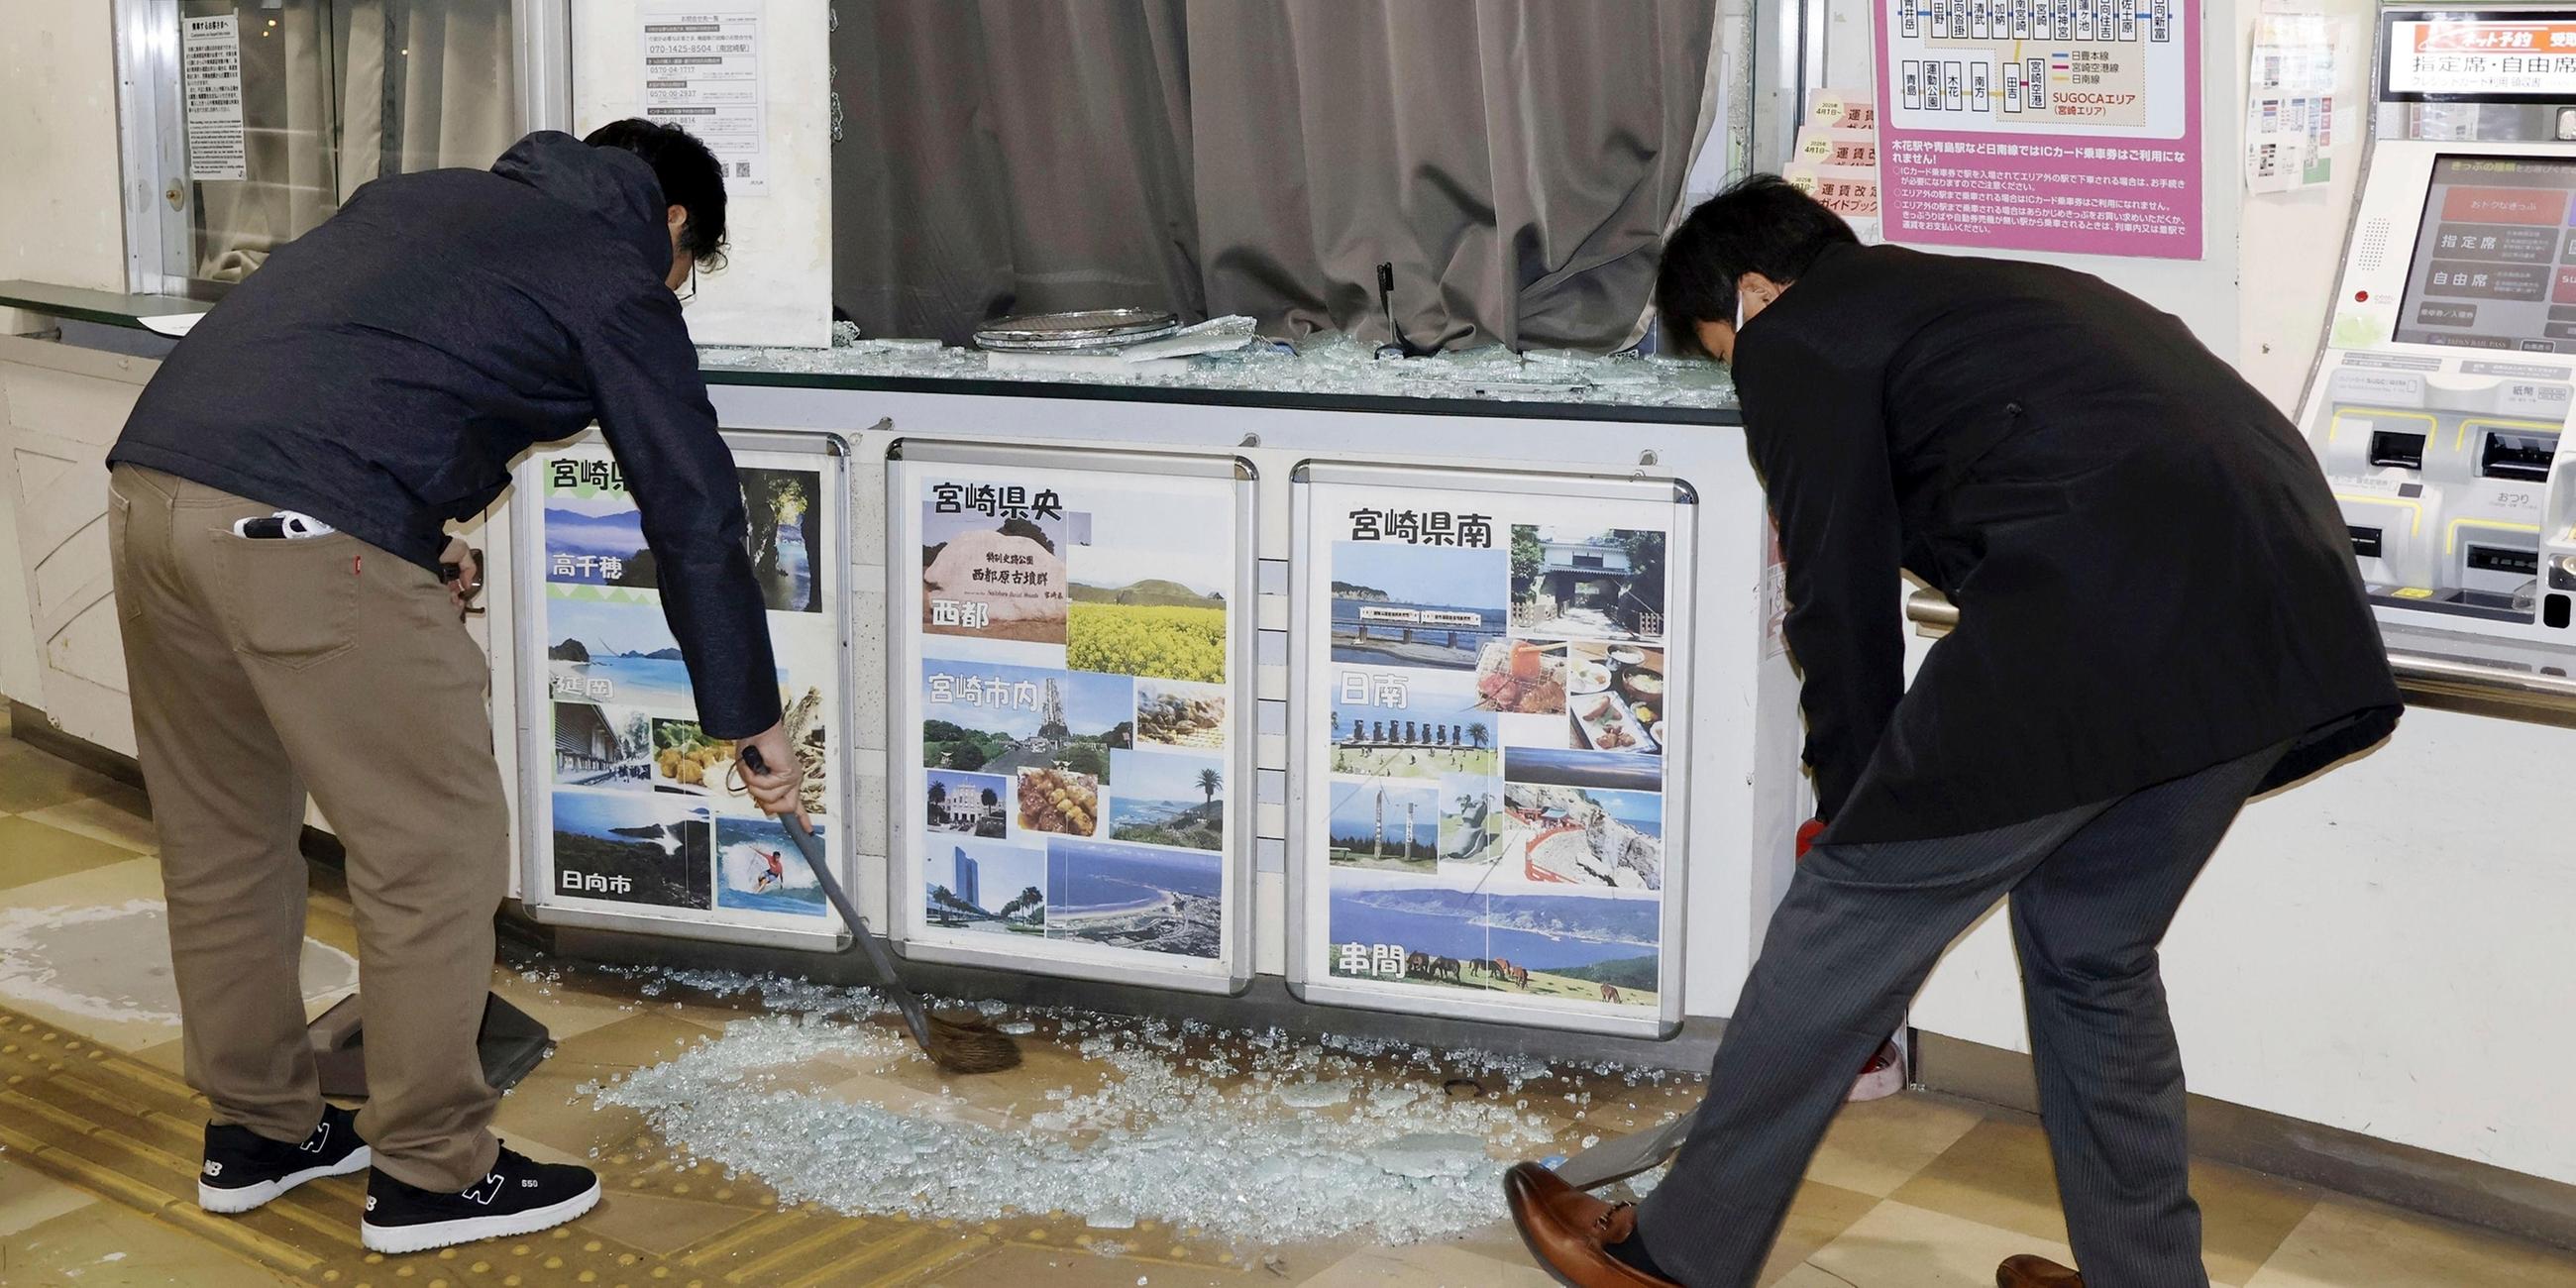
[109, 464, 506, 1192]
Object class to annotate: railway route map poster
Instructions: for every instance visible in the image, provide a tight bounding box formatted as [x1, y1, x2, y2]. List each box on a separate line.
[1296, 472, 1693, 1032]
[893, 446, 1252, 990]
[1876, 0, 2203, 258]
[524, 440, 843, 936]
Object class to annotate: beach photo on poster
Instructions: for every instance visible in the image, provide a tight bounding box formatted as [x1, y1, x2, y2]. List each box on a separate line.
[1329, 669, 1497, 780]
[1510, 525, 1666, 642]
[550, 790, 710, 910]
[921, 494, 1089, 645]
[1107, 749, 1226, 851]
[1135, 678, 1227, 751]
[650, 718, 742, 800]
[1016, 766, 1102, 837]
[1064, 495, 1234, 685]
[739, 468, 824, 613]
[1330, 540, 1507, 672]
[1047, 837, 1222, 958]
[927, 838, 1048, 935]
[542, 488, 652, 590]
[921, 660, 1129, 782]
[1498, 780, 1664, 891]
[551, 701, 655, 791]
[1436, 773, 1504, 866]
[1325, 868, 1659, 1007]
[925, 768, 1010, 838]
[714, 815, 829, 916]
[545, 590, 782, 711]
[1324, 776, 1442, 872]
[1500, 745, 1663, 794]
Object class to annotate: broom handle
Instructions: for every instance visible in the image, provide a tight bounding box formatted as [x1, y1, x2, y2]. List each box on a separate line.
[741, 750, 938, 1052]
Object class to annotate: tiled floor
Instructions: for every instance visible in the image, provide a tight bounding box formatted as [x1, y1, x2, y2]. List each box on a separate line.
[3, 713, 2573, 1287]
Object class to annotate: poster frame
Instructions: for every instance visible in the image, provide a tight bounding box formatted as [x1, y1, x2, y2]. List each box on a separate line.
[1284, 461, 1698, 1039]
[512, 427, 857, 951]
[884, 437, 1261, 996]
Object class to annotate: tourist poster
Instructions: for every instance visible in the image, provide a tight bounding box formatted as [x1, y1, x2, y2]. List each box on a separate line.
[1297, 475, 1688, 1028]
[896, 449, 1250, 988]
[525, 440, 845, 935]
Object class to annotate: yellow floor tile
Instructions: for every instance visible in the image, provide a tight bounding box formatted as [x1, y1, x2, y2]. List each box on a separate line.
[0, 748, 122, 816]
[1303, 1239, 1558, 1286]
[540, 1008, 729, 1077]
[2244, 1198, 2576, 1288]
[1760, 1180, 1884, 1285]
[0, 1157, 96, 1240]
[1808, 1199, 2080, 1288]
[1885, 1117, 2073, 1248]
[926, 1239, 1245, 1286]
[0, 1200, 300, 1287]
[487, 965, 656, 1043]
[1806, 1089, 1990, 1197]
[0, 816, 146, 891]
[570, 1190, 763, 1259]
[18, 788, 158, 855]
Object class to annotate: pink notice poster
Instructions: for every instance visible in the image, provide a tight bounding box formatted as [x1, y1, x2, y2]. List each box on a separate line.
[1875, 0, 2202, 259]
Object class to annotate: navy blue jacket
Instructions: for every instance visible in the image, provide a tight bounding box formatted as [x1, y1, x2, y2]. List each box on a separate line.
[111, 132, 781, 738]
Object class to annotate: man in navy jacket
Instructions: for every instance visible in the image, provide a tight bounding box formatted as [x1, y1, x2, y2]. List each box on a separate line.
[107, 122, 803, 1255]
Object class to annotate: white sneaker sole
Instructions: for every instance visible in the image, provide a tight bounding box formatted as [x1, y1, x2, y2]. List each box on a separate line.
[361, 1180, 602, 1255]
[197, 1146, 374, 1214]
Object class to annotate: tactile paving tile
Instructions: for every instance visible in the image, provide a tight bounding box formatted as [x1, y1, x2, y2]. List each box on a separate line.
[0, 1002, 1008, 1287]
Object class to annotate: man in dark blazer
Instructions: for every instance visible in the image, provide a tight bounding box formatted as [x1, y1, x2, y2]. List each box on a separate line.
[1505, 177, 2401, 1288]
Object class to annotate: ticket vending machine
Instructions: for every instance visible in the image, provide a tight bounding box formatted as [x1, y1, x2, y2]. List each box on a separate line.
[2300, 5, 2576, 645]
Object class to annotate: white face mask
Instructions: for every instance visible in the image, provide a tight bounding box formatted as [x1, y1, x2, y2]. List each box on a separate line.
[1733, 291, 1747, 332]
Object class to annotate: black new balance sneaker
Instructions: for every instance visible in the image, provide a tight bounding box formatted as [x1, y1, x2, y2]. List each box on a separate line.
[198, 1105, 371, 1214]
[360, 1145, 600, 1254]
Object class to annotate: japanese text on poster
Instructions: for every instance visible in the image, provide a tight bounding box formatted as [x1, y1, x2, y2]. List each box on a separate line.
[640, 2, 769, 195]
[906, 461, 1243, 978]
[1302, 483, 1683, 1021]
[534, 443, 836, 927]
[181, 14, 247, 182]
[1877, 0, 2202, 258]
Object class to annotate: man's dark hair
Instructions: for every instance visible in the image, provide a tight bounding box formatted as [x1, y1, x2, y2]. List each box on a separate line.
[584, 118, 729, 271]
[1656, 174, 1858, 358]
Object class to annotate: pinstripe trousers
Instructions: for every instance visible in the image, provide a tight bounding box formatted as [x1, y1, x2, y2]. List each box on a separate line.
[1634, 742, 2290, 1288]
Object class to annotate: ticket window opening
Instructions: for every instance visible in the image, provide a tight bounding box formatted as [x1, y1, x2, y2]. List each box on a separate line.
[2371, 431, 2428, 471]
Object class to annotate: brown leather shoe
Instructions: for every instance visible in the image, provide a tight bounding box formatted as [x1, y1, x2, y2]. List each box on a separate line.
[1503, 1161, 1678, 1287]
[1998, 1253, 2084, 1287]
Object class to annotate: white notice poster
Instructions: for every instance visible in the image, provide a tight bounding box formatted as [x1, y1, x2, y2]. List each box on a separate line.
[181, 13, 247, 182]
[640, 2, 770, 195]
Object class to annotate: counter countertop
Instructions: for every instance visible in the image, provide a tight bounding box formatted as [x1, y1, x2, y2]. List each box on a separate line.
[0, 280, 1745, 426]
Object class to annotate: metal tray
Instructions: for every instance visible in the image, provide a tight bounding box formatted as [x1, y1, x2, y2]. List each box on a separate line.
[975, 308, 1181, 352]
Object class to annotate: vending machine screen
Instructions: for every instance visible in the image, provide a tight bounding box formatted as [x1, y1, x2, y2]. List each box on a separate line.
[2395, 155, 2576, 352]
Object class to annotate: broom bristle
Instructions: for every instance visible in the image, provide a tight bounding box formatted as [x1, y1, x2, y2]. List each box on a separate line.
[923, 1013, 1023, 1074]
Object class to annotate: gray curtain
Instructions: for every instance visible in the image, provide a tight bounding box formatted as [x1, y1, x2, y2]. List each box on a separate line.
[831, 0, 1714, 352]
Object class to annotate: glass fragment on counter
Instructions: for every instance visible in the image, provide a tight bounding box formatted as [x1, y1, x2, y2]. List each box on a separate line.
[701, 331, 1740, 410]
